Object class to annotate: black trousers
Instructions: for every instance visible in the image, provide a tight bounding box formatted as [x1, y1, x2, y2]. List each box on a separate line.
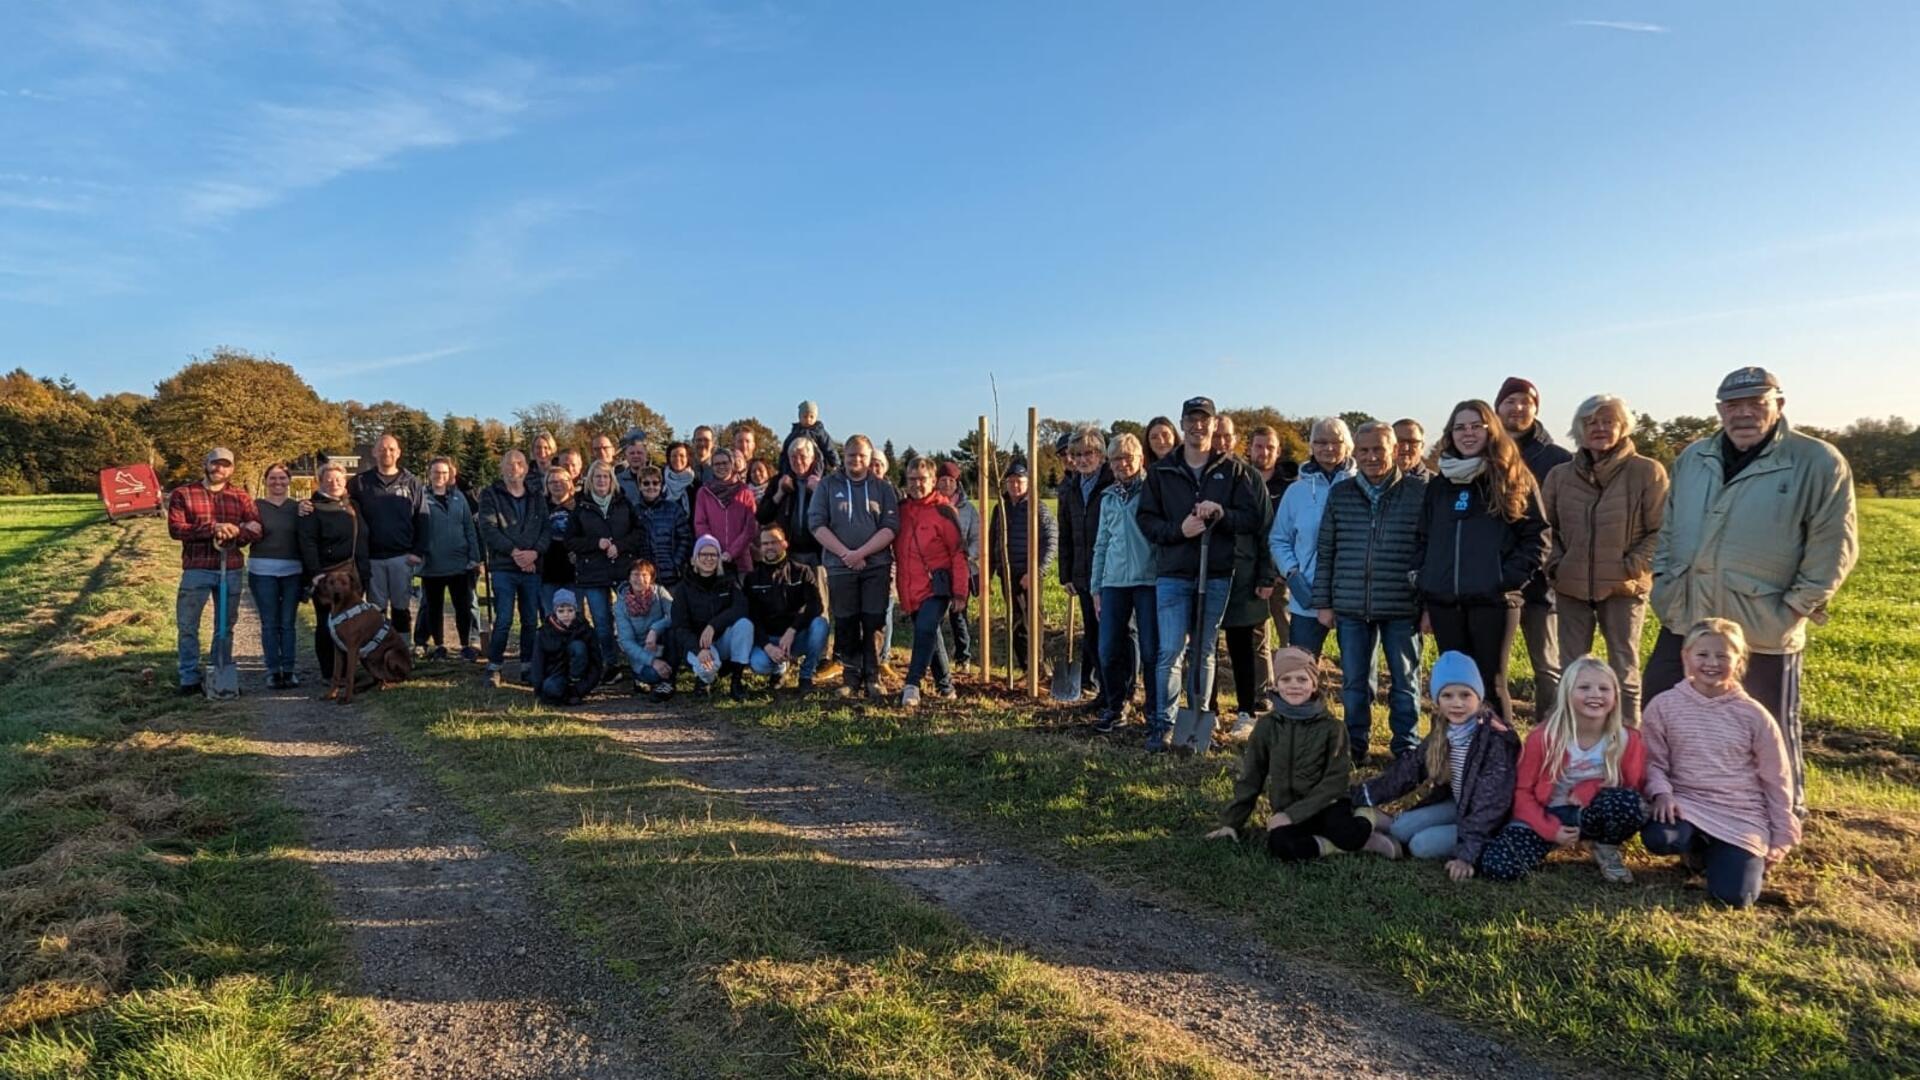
[829, 565, 891, 688]
[416, 573, 474, 648]
[1266, 798, 1375, 861]
[312, 598, 337, 676]
[1426, 602, 1521, 719]
[998, 573, 1032, 670]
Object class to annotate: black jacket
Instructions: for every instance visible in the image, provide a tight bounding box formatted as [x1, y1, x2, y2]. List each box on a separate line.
[1513, 425, 1573, 606]
[1136, 450, 1263, 580]
[744, 557, 824, 642]
[990, 494, 1056, 582]
[633, 495, 693, 585]
[475, 480, 550, 575]
[668, 568, 749, 659]
[756, 476, 823, 560]
[1311, 470, 1428, 621]
[529, 614, 603, 701]
[540, 500, 576, 586]
[1413, 472, 1549, 609]
[1056, 464, 1114, 591]
[565, 492, 641, 588]
[348, 468, 428, 560]
[297, 493, 370, 588]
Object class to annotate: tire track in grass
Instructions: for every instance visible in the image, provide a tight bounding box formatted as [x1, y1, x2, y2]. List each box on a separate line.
[588, 702, 1558, 1080]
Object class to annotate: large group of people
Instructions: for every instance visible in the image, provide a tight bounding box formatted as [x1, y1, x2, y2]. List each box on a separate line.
[167, 368, 1857, 904]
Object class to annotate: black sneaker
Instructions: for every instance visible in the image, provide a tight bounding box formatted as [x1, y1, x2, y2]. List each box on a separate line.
[693, 681, 712, 698]
[797, 676, 815, 692]
[177, 681, 203, 697]
[652, 683, 675, 702]
[428, 646, 448, 661]
[284, 672, 302, 688]
[1094, 711, 1117, 734]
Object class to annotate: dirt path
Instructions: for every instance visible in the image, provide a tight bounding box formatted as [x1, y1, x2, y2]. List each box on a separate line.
[587, 700, 1558, 1080]
[230, 600, 661, 1079]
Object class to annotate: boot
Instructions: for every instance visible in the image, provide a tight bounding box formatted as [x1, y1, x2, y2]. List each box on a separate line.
[726, 663, 746, 702]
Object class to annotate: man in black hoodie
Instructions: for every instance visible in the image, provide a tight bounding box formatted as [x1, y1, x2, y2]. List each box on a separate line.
[1136, 396, 1263, 752]
[1497, 376, 1573, 708]
[349, 433, 429, 640]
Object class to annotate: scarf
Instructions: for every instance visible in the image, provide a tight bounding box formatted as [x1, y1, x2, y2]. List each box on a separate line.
[748, 481, 768, 503]
[705, 476, 744, 505]
[1438, 454, 1488, 483]
[623, 582, 655, 618]
[662, 467, 696, 504]
[1578, 438, 1635, 487]
[1720, 422, 1779, 484]
[590, 490, 613, 515]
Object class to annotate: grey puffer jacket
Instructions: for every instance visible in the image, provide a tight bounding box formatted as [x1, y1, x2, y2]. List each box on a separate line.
[1310, 470, 1427, 621]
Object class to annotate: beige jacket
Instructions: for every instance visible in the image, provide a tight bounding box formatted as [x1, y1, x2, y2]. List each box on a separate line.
[1542, 440, 1669, 603]
[1651, 420, 1857, 654]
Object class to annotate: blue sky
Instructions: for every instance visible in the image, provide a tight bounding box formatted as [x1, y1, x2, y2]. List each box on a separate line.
[3, 1, 1916, 451]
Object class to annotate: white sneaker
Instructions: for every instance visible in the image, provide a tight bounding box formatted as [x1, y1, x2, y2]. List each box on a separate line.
[900, 685, 920, 708]
[1592, 843, 1633, 883]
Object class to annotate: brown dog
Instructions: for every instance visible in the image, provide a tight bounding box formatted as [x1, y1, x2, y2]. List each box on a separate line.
[313, 565, 413, 704]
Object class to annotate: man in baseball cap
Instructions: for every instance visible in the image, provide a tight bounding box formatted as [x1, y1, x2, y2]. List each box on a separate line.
[165, 446, 261, 694]
[1643, 366, 1858, 819]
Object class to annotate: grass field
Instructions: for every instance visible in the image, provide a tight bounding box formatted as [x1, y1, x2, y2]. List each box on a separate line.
[0, 498, 378, 1077]
[712, 498, 1920, 1078]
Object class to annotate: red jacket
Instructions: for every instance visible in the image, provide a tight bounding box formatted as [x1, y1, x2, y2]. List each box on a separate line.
[1513, 725, 1648, 840]
[694, 484, 759, 572]
[894, 493, 971, 613]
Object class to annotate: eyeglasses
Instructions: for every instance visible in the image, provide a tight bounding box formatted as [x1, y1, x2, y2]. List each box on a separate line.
[1450, 421, 1489, 435]
[694, 551, 720, 561]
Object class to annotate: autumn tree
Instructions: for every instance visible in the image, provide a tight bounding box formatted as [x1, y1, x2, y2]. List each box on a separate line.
[0, 369, 154, 493]
[143, 348, 345, 488]
[585, 398, 674, 450]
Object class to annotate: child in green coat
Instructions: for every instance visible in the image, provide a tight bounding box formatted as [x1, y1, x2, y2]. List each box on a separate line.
[1208, 647, 1403, 861]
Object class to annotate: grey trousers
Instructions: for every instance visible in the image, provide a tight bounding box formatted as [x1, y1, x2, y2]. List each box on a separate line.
[1556, 593, 1648, 724]
[1520, 598, 1560, 709]
[367, 555, 414, 613]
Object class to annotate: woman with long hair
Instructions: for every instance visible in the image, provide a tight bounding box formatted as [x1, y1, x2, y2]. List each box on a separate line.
[248, 461, 305, 688]
[1412, 399, 1549, 719]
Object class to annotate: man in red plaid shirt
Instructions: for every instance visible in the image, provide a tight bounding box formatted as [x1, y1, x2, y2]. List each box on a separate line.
[167, 447, 262, 694]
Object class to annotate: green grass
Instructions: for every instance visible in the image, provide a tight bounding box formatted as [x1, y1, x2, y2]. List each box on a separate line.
[709, 501, 1920, 1078]
[0, 497, 380, 1078]
[365, 674, 1247, 1079]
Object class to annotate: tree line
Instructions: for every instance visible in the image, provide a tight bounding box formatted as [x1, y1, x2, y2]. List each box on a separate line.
[2, 347, 1916, 496]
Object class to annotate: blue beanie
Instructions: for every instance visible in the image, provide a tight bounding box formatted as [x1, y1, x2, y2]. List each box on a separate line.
[552, 588, 577, 610]
[1428, 651, 1484, 700]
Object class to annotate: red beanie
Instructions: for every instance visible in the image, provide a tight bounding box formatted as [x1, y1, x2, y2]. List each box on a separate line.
[1497, 376, 1539, 406]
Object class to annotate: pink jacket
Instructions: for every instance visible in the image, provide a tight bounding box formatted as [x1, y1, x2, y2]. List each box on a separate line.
[1512, 726, 1647, 841]
[694, 485, 759, 572]
[1642, 680, 1801, 857]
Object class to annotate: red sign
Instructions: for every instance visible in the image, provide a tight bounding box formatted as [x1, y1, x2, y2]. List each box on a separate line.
[98, 464, 163, 519]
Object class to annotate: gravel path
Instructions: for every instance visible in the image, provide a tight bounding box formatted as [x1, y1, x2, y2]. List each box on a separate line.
[587, 699, 1560, 1080]
[230, 601, 661, 1079]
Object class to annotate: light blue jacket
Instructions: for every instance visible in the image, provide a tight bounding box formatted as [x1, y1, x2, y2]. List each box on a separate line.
[1268, 458, 1356, 616]
[1089, 477, 1155, 592]
[612, 583, 674, 656]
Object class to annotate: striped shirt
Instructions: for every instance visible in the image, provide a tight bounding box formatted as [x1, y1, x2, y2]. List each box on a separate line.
[1642, 680, 1801, 857]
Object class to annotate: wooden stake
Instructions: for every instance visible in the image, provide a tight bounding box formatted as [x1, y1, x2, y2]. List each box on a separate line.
[976, 414, 991, 683]
[1027, 406, 1041, 698]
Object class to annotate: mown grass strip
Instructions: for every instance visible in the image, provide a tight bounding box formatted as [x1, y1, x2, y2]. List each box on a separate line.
[707, 502, 1920, 1078]
[0, 498, 379, 1078]
[367, 674, 1248, 1080]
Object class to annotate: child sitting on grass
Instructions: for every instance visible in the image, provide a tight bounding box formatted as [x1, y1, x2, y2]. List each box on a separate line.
[1479, 655, 1649, 883]
[1207, 648, 1400, 861]
[1639, 618, 1800, 908]
[1353, 651, 1519, 880]
[531, 589, 604, 706]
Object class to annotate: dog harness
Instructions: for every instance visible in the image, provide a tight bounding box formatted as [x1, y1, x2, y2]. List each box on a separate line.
[327, 601, 393, 659]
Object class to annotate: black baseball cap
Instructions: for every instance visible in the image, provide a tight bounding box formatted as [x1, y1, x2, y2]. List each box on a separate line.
[1181, 396, 1216, 418]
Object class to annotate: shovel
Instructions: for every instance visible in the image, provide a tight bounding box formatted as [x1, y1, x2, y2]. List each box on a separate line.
[205, 558, 240, 700]
[478, 563, 494, 643]
[1170, 530, 1214, 754]
[1050, 590, 1082, 702]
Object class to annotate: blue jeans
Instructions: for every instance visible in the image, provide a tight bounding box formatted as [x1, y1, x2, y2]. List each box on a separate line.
[1098, 585, 1159, 720]
[577, 585, 616, 665]
[1152, 575, 1231, 733]
[247, 571, 302, 676]
[1641, 819, 1767, 908]
[488, 569, 541, 669]
[750, 616, 831, 679]
[1389, 800, 1459, 860]
[904, 598, 953, 692]
[176, 567, 241, 687]
[688, 619, 755, 682]
[1335, 616, 1420, 758]
[1288, 612, 1332, 656]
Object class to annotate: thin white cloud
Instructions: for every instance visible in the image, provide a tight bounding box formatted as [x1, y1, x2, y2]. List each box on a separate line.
[1572, 290, 1920, 338]
[180, 63, 535, 225]
[311, 344, 472, 377]
[1570, 19, 1670, 33]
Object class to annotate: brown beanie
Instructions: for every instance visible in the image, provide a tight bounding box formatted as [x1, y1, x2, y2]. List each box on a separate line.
[1271, 647, 1317, 683]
